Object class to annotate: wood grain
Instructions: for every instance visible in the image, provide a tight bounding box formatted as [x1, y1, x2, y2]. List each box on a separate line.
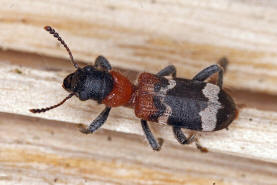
[0, 53, 277, 163]
[1, 0, 277, 94]
[0, 0, 277, 184]
[0, 112, 276, 185]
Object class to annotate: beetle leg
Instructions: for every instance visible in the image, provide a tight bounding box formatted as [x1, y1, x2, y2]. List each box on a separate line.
[172, 127, 195, 144]
[156, 65, 176, 78]
[217, 57, 229, 72]
[141, 120, 163, 151]
[94, 55, 112, 71]
[195, 141, 208, 153]
[80, 107, 111, 134]
[192, 64, 224, 88]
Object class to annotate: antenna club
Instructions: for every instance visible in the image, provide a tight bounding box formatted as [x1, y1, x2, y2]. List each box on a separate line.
[44, 25, 52, 31]
[29, 109, 37, 113]
[29, 108, 47, 113]
[44, 26, 56, 35]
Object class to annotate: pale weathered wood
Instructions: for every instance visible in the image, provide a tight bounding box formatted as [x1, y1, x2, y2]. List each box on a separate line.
[1, 0, 277, 94]
[0, 0, 277, 184]
[0, 56, 277, 163]
[0, 112, 276, 185]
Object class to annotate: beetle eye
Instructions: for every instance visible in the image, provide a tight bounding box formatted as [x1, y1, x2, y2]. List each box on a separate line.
[84, 66, 92, 72]
[63, 74, 73, 90]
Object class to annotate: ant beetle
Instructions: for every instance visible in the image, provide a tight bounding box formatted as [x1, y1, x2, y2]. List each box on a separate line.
[30, 26, 237, 151]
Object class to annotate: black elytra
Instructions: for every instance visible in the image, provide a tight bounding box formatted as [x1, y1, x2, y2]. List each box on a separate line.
[152, 77, 235, 131]
[30, 26, 237, 152]
[138, 59, 237, 150]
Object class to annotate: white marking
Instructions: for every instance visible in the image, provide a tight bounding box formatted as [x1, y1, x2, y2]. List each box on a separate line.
[199, 83, 222, 131]
[157, 80, 176, 124]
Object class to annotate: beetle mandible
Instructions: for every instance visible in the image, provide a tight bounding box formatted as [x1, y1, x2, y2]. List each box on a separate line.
[30, 26, 237, 151]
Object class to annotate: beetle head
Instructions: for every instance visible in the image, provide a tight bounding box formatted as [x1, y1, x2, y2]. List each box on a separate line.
[29, 26, 113, 114]
[63, 65, 113, 102]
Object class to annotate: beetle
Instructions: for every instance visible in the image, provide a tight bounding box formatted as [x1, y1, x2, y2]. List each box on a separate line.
[30, 26, 237, 151]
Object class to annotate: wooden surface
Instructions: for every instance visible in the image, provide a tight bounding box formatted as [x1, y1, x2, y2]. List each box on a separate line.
[0, 112, 276, 185]
[0, 0, 277, 185]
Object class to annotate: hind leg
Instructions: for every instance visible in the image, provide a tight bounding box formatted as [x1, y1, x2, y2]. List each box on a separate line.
[173, 127, 208, 152]
[192, 64, 224, 88]
[217, 57, 229, 72]
[172, 127, 195, 144]
[192, 57, 229, 88]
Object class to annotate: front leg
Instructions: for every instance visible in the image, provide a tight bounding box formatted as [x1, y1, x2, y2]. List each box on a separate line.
[141, 120, 163, 151]
[156, 65, 176, 78]
[80, 107, 111, 134]
[94, 55, 112, 71]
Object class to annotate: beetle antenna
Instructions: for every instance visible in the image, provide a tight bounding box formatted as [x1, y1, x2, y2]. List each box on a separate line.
[30, 93, 74, 113]
[44, 26, 79, 69]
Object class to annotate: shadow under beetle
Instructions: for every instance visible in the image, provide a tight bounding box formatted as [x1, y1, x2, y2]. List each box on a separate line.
[30, 26, 237, 151]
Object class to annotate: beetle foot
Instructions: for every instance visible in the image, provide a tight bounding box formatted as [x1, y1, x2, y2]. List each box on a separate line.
[79, 128, 92, 134]
[157, 137, 164, 148]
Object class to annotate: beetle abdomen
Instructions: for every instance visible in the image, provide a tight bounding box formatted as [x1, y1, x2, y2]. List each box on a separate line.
[214, 89, 237, 131]
[135, 73, 237, 131]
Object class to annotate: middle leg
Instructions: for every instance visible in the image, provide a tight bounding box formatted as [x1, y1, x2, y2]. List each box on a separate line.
[156, 65, 176, 78]
[141, 120, 163, 151]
